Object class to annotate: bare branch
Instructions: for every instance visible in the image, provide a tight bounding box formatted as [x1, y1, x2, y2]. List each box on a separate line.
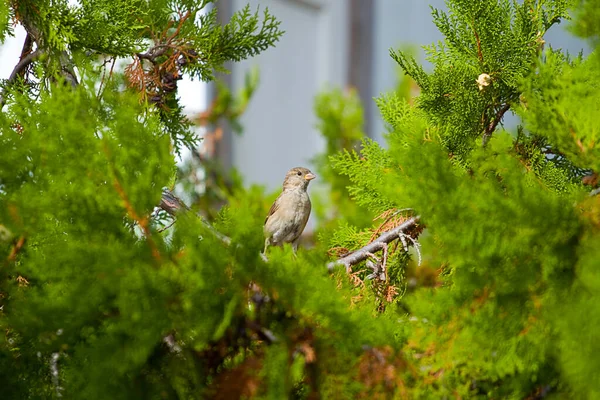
[327, 217, 421, 272]
[157, 219, 177, 233]
[482, 103, 510, 146]
[159, 189, 191, 215]
[16, 33, 34, 78]
[8, 50, 41, 82]
[0, 49, 42, 108]
[136, 46, 170, 63]
[158, 189, 231, 245]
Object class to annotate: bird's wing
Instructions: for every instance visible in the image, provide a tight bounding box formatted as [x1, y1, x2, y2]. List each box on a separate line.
[297, 197, 311, 235]
[264, 195, 281, 225]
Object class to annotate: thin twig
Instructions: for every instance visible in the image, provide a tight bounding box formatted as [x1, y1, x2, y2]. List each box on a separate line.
[7, 50, 40, 82]
[102, 141, 161, 262]
[97, 57, 116, 100]
[157, 219, 177, 233]
[472, 21, 483, 63]
[482, 103, 510, 146]
[136, 47, 169, 63]
[400, 232, 422, 266]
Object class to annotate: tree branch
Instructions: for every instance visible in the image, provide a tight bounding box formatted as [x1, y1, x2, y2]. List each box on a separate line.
[8, 49, 41, 82]
[159, 189, 231, 245]
[0, 49, 42, 108]
[327, 216, 421, 272]
[482, 103, 510, 146]
[159, 189, 191, 215]
[16, 33, 34, 78]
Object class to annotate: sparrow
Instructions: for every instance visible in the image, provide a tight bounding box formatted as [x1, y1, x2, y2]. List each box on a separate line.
[263, 167, 316, 254]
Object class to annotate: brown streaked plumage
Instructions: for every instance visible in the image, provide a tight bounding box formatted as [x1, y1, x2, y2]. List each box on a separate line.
[263, 167, 316, 254]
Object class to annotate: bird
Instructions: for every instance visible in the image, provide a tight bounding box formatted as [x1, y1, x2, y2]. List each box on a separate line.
[263, 167, 316, 254]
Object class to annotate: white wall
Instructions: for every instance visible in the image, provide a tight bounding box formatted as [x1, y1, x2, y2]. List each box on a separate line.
[229, 0, 348, 190]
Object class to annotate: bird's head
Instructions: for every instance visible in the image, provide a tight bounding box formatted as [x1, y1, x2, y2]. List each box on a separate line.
[282, 167, 316, 191]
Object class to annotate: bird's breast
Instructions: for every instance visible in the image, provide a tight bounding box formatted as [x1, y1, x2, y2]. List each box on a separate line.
[264, 189, 311, 244]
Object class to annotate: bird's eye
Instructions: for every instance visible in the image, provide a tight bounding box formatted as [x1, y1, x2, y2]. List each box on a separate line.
[297, 171, 302, 176]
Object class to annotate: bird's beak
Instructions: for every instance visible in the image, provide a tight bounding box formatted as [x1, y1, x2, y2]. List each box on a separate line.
[304, 172, 316, 181]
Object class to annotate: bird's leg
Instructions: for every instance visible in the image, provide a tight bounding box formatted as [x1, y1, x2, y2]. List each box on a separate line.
[292, 239, 299, 256]
[260, 238, 270, 262]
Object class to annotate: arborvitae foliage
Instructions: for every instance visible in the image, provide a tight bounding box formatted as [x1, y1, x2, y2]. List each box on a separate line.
[331, 0, 600, 398]
[311, 88, 374, 232]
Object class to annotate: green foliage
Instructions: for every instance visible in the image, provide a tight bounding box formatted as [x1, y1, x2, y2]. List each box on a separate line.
[328, 0, 600, 397]
[332, 140, 396, 215]
[571, 0, 600, 40]
[0, 82, 174, 398]
[0, 0, 10, 42]
[315, 88, 364, 155]
[171, 3, 283, 82]
[391, 0, 570, 158]
[72, 0, 147, 55]
[311, 88, 373, 231]
[519, 48, 600, 172]
[3, 0, 282, 154]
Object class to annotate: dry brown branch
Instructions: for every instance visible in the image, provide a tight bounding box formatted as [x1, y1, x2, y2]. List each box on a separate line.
[126, 10, 196, 104]
[102, 142, 161, 262]
[370, 209, 404, 241]
[472, 21, 484, 63]
[6, 236, 26, 264]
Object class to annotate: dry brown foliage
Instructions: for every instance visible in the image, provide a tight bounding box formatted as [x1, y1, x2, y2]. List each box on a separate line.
[125, 10, 198, 105]
[208, 355, 263, 400]
[355, 346, 408, 399]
